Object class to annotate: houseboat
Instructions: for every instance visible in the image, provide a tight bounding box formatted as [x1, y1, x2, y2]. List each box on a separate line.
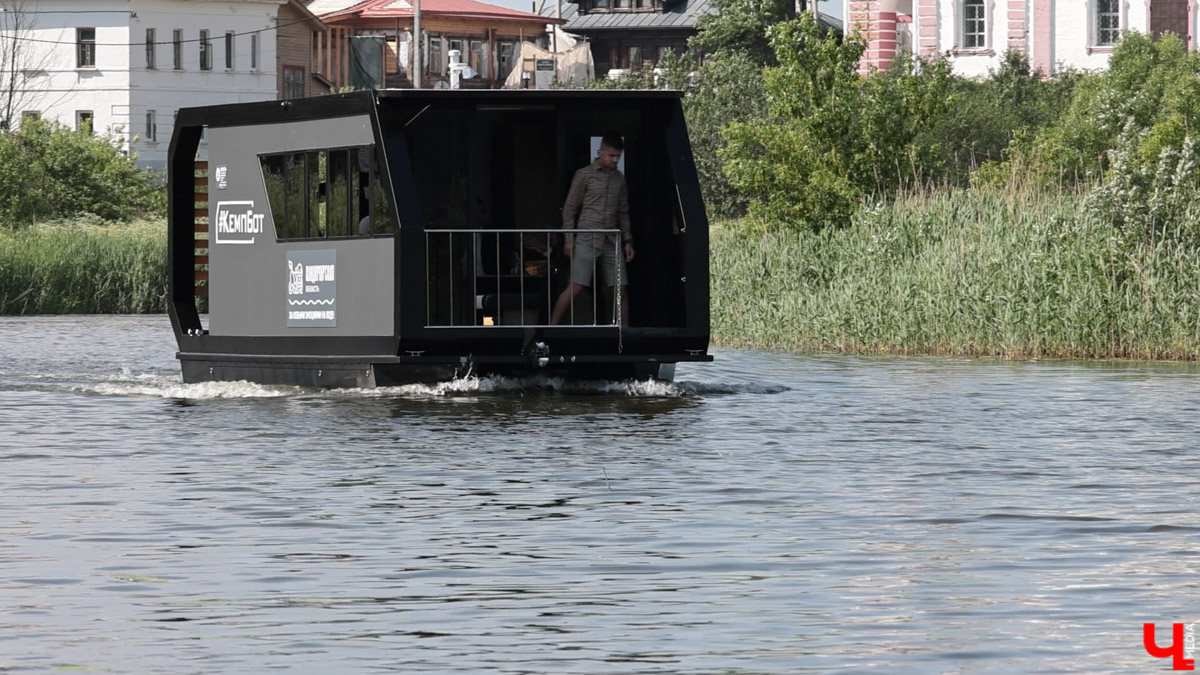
[167, 89, 710, 387]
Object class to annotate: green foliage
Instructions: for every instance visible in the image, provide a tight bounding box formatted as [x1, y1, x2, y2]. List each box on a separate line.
[0, 119, 164, 226]
[1024, 31, 1200, 184]
[926, 51, 1079, 184]
[722, 15, 955, 230]
[1084, 129, 1200, 250]
[0, 220, 167, 314]
[711, 187, 1200, 359]
[689, 0, 795, 66]
[683, 51, 766, 219]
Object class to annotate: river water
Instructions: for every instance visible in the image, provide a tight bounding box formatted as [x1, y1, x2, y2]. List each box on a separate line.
[1, 314, 1197, 673]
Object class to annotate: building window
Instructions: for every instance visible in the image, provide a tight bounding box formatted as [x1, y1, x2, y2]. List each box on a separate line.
[145, 28, 156, 68]
[469, 39, 486, 76]
[428, 36, 443, 75]
[173, 29, 183, 69]
[1096, 0, 1120, 45]
[76, 110, 93, 133]
[260, 146, 393, 240]
[962, 0, 986, 49]
[22, 111, 40, 122]
[251, 33, 260, 70]
[628, 45, 642, 70]
[497, 41, 515, 80]
[284, 66, 306, 98]
[200, 29, 212, 70]
[77, 28, 96, 67]
[146, 110, 157, 143]
[225, 31, 235, 69]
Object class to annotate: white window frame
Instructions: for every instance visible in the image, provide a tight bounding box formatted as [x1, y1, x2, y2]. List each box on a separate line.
[225, 30, 235, 70]
[77, 27, 96, 68]
[952, 0, 994, 54]
[1089, 0, 1123, 49]
[146, 109, 157, 143]
[251, 33, 260, 71]
[173, 29, 183, 70]
[76, 110, 93, 133]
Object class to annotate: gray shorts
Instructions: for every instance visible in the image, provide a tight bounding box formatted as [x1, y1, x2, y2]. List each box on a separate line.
[571, 241, 627, 288]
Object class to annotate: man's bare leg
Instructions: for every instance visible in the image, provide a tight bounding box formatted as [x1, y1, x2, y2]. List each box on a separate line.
[551, 282, 587, 325]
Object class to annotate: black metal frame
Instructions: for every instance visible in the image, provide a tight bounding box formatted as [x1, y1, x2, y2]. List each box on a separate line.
[168, 89, 711, 386]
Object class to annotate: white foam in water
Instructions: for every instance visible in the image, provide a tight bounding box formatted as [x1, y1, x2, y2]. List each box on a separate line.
[348, 373, 687, 398]
[77, 373, 301, 400]
[65, 370, 785, 400]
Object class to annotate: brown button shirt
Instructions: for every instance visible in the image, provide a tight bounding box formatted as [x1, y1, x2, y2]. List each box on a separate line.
[562, 159, 632, 249]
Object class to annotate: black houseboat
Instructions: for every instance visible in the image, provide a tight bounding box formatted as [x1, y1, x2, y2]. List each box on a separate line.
[167, 89, 710, 387]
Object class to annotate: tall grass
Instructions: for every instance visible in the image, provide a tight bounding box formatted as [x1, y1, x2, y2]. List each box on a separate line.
[0, 221, 167, 314]
[712, 188, 1200, 359]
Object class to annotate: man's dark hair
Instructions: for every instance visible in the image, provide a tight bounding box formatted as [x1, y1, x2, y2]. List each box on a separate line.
[599, 134, 624, 152]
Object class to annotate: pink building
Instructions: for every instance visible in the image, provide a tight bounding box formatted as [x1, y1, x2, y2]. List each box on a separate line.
[845, 0, 1193, 76]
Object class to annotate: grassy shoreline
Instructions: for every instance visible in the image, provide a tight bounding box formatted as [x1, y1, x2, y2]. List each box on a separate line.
[713, 189, 1200, 359]
[7, 190, 1200, 360]
[0, 221, 167, 314]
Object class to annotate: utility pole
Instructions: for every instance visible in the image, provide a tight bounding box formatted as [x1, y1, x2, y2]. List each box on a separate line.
[413, 0, 422, 88]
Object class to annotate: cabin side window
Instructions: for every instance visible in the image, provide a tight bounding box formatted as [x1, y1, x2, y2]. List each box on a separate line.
[260, 145, 395, 240]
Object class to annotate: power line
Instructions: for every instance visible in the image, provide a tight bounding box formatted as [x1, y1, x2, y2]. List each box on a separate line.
[0, 15, 324, 47]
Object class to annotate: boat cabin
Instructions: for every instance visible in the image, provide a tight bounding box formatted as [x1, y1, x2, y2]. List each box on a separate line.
[168, 89, 710, 387]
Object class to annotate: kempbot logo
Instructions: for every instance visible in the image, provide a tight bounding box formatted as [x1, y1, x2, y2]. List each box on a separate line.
[286, 250, 336, 327]
[1145, 623, 1196, 670]
[213, 200, 265, 245]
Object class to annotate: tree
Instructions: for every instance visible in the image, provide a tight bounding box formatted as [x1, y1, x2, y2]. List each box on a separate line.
[689, 0, 796, 66]
[0, 0, 56, 131]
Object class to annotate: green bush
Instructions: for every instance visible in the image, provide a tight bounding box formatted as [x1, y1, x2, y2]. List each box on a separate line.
[711, 187, 1200, 358]
[0, 220, 167, 314]
[1020, 31, 1200, 185]
[721, 15, 954, 230]
[0, 119, 165, 226]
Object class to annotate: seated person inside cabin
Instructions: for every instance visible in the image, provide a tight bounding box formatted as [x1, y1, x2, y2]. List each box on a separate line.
[550, 134, 635, 327]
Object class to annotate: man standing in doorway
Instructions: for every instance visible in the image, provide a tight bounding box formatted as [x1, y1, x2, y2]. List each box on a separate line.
[550, 134, 635, 326]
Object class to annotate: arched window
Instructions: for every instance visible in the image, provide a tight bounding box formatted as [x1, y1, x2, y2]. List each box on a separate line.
[962, 0, 986, 49]
[1095, 0, 1120, 45]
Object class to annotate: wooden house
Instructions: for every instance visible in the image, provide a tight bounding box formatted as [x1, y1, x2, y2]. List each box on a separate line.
[539, 0, 715, 76]
[279, 0, 332, 98]
[309, 0, 564, 89]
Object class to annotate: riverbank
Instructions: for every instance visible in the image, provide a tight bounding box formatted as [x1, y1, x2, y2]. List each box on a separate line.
[7, 190, 1200, 360]
[0, 221, 166, 314]
[712, 188, 1200, 359]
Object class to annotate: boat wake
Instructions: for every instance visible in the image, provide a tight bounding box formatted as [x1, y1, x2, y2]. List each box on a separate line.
[55, 371, 788, 400]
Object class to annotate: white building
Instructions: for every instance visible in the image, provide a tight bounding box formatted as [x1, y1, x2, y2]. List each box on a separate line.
[3, 0, 285, 171]
[846, 0, 1191, 77]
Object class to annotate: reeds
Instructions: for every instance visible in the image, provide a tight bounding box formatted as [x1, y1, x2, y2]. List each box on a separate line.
[0, 220, 167, 314]
[711, 188, 1200, 359]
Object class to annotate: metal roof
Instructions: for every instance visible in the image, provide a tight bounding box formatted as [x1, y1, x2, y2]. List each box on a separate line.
[540, 0, 715, 31]
[539, 1, 842, 34]
[312, 0, 556, 23]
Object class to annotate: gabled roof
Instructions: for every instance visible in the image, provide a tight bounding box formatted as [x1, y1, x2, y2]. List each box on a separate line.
[539, 0, 715, 31]
[287, 0, 328, 27]
[316, 0, 560, 23]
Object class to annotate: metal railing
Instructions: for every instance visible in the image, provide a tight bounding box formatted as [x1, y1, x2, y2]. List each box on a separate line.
[424, 228, 623, 328]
